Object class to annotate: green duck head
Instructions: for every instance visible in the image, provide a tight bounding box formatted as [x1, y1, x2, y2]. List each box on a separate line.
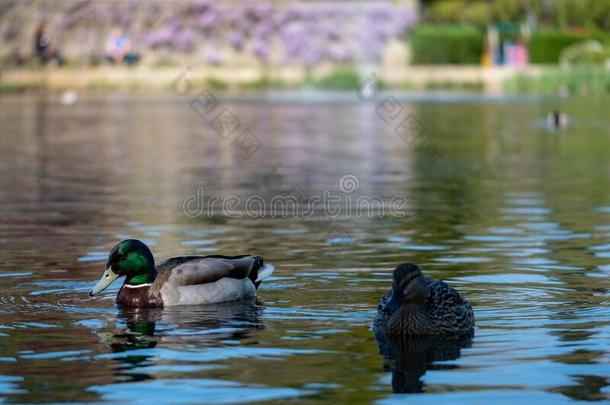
[382, 263, 427, 313]
[90, 239, 156, 296]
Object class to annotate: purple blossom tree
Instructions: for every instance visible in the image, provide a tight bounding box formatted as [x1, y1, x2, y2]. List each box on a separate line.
[7, 0, 418, 67]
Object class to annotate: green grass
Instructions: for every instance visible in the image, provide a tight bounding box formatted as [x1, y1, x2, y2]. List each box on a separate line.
[395, 81, 415, 91]
[240, 77, 288, 90]
[152, 58, 180, 68]
[85, 78, 119, 90]
[205, 76, 229, 90]
[314, 67, 361, 90]
[0, 81, 45, 93]
[424, 80, 484, 91]
[504, 67, 610, 95]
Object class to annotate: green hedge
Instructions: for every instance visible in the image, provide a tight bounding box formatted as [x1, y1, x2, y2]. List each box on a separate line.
[410, 25, 484, 65]
[411, 26, 610, 65]
[529, 30, 610, 64]
[529, 31, 589, 63]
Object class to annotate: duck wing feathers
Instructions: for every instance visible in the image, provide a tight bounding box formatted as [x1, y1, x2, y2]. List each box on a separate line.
[154, 255, 262, 287]
[151, 255, 269, 306]
[425, 278, 474, 333]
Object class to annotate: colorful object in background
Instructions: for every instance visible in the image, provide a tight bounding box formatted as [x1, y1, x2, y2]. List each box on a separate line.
[104, 28, 140, 65]
[485, 26, 500, 67]
[510, 41, 528, 70]
[484, 23, 529, 69]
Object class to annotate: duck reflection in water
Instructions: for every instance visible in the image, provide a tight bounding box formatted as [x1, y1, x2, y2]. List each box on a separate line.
[108, 301, 265, 381]
[374, 332, 473, 393]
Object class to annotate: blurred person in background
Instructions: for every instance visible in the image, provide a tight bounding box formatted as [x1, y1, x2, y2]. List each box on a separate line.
[34, 22, 64, 65]
[104, 28, 140, 65]
[510, 37, 529, 70]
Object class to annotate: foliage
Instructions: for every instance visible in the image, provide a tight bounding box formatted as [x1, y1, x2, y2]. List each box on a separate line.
[424, 0, 526, 24]
[535, 0, 610, 31]
[528, 30, 587, 64]
[423, 0, 610, 31]
[504, 67, 610, 94]
[529, 30, 610, 64]
[410, 25, 484, 65]
[559, 40, 610, 66]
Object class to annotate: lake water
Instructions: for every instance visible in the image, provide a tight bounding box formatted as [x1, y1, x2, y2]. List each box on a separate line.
[0, 92, 609, 404]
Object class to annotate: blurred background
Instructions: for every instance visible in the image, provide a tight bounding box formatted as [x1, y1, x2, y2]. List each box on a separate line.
[0, 1, 609, 404]
[1, 0, 609, 93]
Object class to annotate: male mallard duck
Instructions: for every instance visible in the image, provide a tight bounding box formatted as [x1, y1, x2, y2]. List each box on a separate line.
[373, 263, 474, 336]
[89, 239, 274, 307]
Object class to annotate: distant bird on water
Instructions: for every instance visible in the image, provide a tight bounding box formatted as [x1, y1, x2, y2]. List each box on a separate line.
[58, 90, 78, 105]
[547, 110, 569, 130]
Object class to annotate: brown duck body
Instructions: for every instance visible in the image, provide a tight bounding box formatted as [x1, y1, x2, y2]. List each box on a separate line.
[115, 255, 268, 308]
[117, 284, 162, 307]
[374, 276, 474, 336]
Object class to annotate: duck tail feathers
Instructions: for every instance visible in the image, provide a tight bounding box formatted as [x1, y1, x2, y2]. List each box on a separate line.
[255, 264, 274, 283]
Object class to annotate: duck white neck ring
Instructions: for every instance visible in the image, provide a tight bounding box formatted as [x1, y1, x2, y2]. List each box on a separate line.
[124, 283, 152, 289]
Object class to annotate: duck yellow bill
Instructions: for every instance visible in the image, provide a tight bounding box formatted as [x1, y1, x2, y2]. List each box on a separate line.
[90, 267, 120, 296]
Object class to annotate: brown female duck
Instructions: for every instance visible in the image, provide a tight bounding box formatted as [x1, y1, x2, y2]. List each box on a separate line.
[373, 263, 474, 336]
